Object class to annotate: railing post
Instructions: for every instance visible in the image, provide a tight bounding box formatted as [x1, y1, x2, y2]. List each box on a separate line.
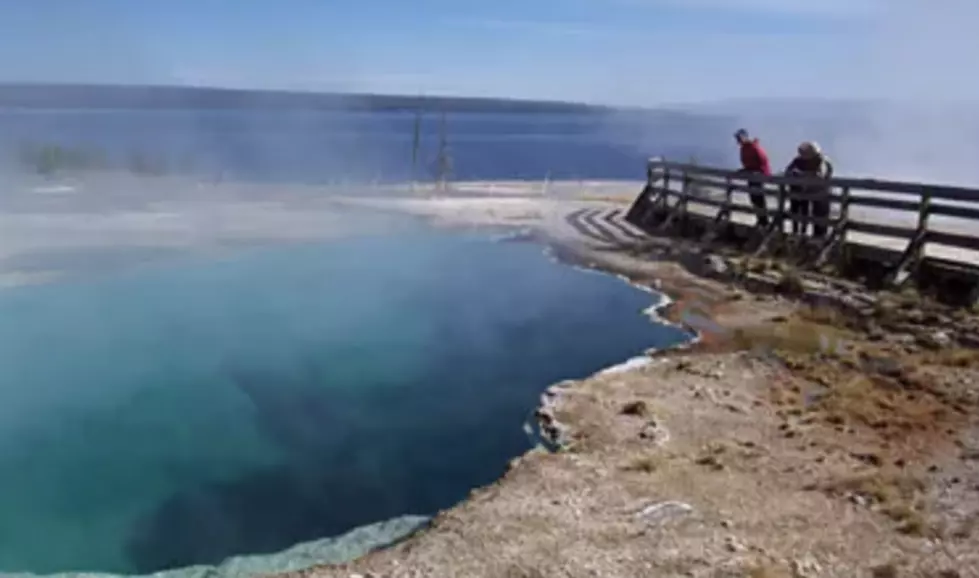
[659, 165, 672, 215]
[887, 186, 932, 288]
[814, 185, 849, 269]
[628, 159, 665, 229]
[647, 156, 665, 187]
[721, 175, 734, 237]
[702, 175, 734, 246]
[775, 182, 787, 233]
[917, 188, 932, 236]
[912, 187, 933, 275]
[678, 168, 692, 227]
[657, 165, 689, 233]
[836, 186, 851, 270]
[753, 179, 786, 256]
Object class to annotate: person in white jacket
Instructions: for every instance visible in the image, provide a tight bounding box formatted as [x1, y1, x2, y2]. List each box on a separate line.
[784, 141, 834, 238]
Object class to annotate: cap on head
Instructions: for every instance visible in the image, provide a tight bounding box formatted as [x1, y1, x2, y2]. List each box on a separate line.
[734, 128, 749, 140]
[798, 141, 822, 157]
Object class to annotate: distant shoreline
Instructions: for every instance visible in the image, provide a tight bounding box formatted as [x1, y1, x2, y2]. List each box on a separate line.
[0, 83, 617, 114]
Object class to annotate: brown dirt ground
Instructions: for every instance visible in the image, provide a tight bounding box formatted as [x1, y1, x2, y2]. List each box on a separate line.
[278, 221, 979, 578]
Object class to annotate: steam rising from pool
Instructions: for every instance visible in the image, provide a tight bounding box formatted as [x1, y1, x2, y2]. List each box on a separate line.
[0, 230, 689, 576]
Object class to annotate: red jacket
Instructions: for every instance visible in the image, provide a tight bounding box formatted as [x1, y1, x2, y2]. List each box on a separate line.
[740, 140, 771, 175]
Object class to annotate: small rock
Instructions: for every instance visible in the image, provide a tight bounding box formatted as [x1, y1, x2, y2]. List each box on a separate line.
[870, 563, 899, 578]
[904, 309, 926, 324]
[634, 500, 693, 525]
[865, 355, 904, 377]
[959, 332, 979, 348]
[791, 554, 822, 578]
[720, 519, 733, 529]
[535, 408, 554, 425]
[851, 452, 883, 467]
[917, 330, 952, 350]
[621, 400, 649, 417]
[849, 493, 871, 507]
[703, 255, 730, 278]
[961, 448, 979, 461]
[826, 414, 845, 426]
[639, 419, 670, 446]
[888, 333, 917, 346]
[695, 454, 724, 471]
[723, 536, 744, 553]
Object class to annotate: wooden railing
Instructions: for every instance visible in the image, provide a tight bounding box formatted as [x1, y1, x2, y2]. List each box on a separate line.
[630, 158, 979, 280]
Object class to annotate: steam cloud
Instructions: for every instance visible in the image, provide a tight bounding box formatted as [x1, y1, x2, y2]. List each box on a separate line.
[719, 0, 979, 186]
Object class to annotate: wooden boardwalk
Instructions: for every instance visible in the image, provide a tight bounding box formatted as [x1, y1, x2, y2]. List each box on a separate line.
[690, 190, 979, 267]
[627, 160, 979, 289]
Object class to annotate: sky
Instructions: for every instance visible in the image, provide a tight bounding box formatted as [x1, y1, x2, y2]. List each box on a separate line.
[0, 0, 974, 107]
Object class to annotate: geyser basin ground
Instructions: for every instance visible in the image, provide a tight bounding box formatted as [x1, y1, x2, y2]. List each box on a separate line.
[0, 229, 689, 575]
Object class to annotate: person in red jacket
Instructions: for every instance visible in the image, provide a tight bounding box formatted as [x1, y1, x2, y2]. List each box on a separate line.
[734, 129, 772, 227]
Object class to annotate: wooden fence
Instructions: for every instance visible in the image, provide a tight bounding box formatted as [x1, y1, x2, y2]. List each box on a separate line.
[627, 158, 979, 285]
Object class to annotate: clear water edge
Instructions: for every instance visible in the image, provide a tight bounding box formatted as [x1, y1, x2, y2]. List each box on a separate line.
[539, 242, 703, 351]
[0, 516, 430, 578]
[0, 231, 694, 578]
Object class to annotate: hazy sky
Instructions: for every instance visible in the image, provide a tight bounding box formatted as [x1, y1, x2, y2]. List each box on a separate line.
[0, 0, 973, 106]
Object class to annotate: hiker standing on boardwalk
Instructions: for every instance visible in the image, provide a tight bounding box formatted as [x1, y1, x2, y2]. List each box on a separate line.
[784, 141, 834, 238]
[734, 129, 772, 228]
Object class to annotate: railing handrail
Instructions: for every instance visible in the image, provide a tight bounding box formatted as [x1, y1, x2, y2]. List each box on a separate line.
[648, 158, 979, 203]
[636, 157, 979, 260]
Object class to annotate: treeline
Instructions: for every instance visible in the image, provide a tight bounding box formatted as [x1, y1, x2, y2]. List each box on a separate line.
[0, 83, 611, 114]
[16, 142, 172, 176]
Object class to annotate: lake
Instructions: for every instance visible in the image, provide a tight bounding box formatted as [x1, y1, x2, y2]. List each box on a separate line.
[0, 108, 730, 184]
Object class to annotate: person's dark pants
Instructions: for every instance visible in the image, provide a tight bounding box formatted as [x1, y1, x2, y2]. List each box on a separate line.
[811, 193, 831, 238]
[789, 187, 810, 235]
[747, 179, 768, 227]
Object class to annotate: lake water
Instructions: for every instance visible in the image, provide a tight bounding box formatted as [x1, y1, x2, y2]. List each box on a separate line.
[0, 229, 691, 575]
[0, 109, 729, 183]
